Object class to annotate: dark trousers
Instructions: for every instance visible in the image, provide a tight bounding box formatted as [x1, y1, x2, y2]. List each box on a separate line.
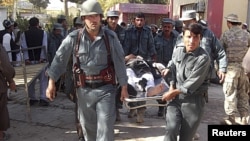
[0, 92, 10, 130]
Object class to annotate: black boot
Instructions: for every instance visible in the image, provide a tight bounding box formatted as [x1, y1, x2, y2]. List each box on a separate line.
[158, 106, 165, 117]
[116, 108, 121, 121]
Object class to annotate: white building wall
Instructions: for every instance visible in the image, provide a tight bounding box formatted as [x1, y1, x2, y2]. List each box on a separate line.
[0, 7, 8, 30]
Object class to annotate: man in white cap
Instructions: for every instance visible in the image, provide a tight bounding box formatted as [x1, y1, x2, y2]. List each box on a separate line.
[154, 18, 179, 117]
[220, 13, 250, 125]
[46, 0, 128, 140]
[163, 10, 227, 86]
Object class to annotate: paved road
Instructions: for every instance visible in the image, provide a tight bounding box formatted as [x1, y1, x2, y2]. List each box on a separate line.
[6, 83, 225, 141]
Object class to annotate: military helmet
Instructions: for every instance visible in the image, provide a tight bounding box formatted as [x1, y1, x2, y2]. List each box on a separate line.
[80, 0, 103, 16]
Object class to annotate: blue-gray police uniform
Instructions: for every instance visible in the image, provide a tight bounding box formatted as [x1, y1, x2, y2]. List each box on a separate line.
[123, 25, 156, 60]
[175, 26, 227, 80]
[165, 44, 210, 141]
[104, 24, 126, 109]
[47, 32, 64, 64]
[105, 24, 126, 45]
[154, 31, 178, 66]
[47, 27, 128, 141]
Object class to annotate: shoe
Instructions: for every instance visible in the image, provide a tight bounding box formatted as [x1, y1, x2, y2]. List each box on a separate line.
[39, 99, 49, 106]
[158, 107, 165, 117]
[221, 115, 236, 125]
[29, 99, 39, 106]
[237, 113, 250, 125]
[116, 108, 121, 121]
[136, 108, 145, 123]
[192, 133, 200, 140]
[128, 109, 136, 118]
[79, 137, 85, 141]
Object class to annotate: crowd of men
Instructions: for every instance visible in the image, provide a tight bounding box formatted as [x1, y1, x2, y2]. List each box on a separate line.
[1, 0, 250, 141]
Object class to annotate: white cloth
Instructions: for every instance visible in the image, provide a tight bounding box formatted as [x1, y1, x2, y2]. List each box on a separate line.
[126, 68, 155, 92]
[2, 33, 12, 62]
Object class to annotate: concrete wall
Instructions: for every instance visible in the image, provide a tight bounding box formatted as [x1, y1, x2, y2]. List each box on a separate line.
[172, 0, 249, 37]
[172, 0, 198, 19]
[120, 13, 167, 27]
[0, 7, 7, 30]
[110, 3, 169, 27]
[221, 0, 249, 34]
[207, 0, 224, 38]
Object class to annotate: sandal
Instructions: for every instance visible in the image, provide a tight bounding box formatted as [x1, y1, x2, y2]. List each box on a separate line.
[0, 132, 10, 141]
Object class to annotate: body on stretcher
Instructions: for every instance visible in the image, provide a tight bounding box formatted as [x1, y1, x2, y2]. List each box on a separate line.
[124, 77, 169, 110]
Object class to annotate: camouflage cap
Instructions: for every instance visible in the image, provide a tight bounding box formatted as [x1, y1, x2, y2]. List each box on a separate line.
[225, 14, 241, 23]
[179, 10, 196, 21]
[106, 10, 120, 17]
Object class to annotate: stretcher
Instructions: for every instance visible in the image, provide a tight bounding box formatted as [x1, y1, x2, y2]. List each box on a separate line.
[124, 77, 169, 110]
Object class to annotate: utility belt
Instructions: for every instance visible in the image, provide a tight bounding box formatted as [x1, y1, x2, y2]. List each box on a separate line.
[85, 81, 106, 89]
[74, 66, 116, 89]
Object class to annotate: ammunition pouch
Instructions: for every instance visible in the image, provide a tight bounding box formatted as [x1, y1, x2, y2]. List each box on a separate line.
[73, 64, 85, 88]
[100, 65, 116, 85]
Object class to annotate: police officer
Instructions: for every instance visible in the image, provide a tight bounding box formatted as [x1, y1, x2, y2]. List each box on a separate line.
[220, 13, 250, 125]
[105, 10, 126, 121]
[162, 23, 210, 141]
[47, 23, 64, 65]
[57, 14, 68, 38]
[155, 18, 178, 67]
[173, 20, 183, 34]
[163, 10, 227, 85]
[154, 18, 178, 117]
[46, 1, 128, 141]
[105, 10, 125, 45]
[123, 12, 156, 62]
[161, 10, 227, 140]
